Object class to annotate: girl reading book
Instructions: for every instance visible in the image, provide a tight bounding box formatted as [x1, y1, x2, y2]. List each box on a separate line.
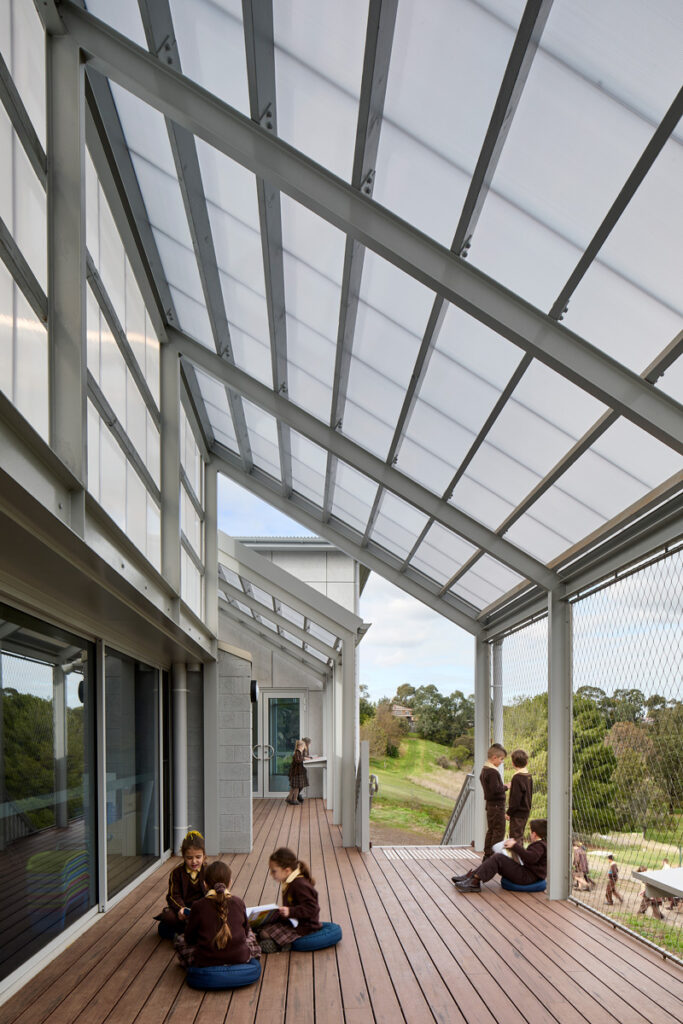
[256, 847, 321, 953]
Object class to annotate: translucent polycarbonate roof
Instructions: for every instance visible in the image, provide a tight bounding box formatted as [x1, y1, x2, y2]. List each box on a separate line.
[76, 0, 682, 632]
[216, 543, 345, 677]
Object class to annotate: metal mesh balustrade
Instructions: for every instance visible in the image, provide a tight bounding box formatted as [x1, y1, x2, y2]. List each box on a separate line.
[499, 617, 549, 831]
[570, 548, 683, 957]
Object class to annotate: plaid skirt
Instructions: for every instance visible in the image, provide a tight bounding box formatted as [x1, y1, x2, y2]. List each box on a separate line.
[174, 928, 261, 967]
[288, 763, 308, 789]
[257, 917, 297, 947]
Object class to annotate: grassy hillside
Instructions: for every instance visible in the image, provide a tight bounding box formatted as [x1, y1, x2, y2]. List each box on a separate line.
[369, 734, 468, 840]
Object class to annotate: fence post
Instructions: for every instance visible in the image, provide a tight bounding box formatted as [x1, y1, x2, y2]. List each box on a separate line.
[548, 590, 572, 900]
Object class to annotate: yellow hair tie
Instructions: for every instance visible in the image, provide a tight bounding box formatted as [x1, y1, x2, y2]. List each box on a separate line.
[185, 829, 204, 841]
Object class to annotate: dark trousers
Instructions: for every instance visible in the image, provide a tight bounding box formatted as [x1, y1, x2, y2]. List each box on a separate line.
[477, 851, 541, 887]
[508, 815, 528, 842]
[484, 803, 506, 858]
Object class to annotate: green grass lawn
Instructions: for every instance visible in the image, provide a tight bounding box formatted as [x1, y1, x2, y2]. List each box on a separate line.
[369, 734, 468, 839]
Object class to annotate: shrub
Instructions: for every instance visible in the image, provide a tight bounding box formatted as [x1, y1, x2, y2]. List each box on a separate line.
[452, 744, 472, 767]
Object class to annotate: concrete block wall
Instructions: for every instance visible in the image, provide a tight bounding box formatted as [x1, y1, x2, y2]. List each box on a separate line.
[217, 648, 253, 852]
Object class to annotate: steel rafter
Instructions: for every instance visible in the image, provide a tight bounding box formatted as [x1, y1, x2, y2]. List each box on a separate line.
[137, 0, 253, 473]
[59, 0, 683, 454]
[323, 0, 398, 520]
[549, 83, 683, 320]
[0, 49, 47, 184]
[217, 573, 339, 661]
[0, 216, 47, 325]
[172, 327, 556, 589]
[438, 329, 683, 598]
[213, 445, 483, 635]
[218, 597, 329, 679]
[242, 0, 292, 496]
[361, 0, 553, 547]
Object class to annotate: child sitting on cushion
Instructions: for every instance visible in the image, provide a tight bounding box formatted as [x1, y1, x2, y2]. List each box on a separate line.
[453, 818, 547, 893]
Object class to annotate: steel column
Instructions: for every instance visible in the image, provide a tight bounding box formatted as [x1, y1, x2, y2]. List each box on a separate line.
[46, 31, 87, 526]
[160, 344, 181, 607]
[202, 658, 219, 855]
[491, 640, 504, 764]
[172, 661, 188, 854]
[547, 590, 572, 901]
[204, 461, 218, 637]
[473, 637, 491, 853]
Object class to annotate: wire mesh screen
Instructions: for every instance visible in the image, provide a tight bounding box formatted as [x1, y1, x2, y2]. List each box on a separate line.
[571, 548, 682, 957]
[499, 616, 549, 832]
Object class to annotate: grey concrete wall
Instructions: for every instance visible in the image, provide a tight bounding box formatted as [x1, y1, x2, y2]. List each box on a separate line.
[186, 668, 204, 837]
[217, 647, 252, 852]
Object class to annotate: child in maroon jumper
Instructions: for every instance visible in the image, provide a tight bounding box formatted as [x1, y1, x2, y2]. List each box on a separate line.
[454, 818, 547, 893]
[155, 829, 208, 939]
[479, 743, 508, 859]
[256, 847, 322, 953]
[506, 748, 533, 841]
[175, 860, 261, 970]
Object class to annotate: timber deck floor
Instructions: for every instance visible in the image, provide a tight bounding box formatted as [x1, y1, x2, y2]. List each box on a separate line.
[2, 798, 680, 1024]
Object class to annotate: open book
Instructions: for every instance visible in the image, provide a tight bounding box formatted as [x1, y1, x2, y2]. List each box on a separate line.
[492, 841, 522, 864]
[246, 903, 298, 929]
[246, 903, 280, 929]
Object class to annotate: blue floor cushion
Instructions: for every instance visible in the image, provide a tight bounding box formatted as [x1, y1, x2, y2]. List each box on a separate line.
[186, 958, 261, 989]
[291, 921, 342, 951]
[501, 877, 546, 892]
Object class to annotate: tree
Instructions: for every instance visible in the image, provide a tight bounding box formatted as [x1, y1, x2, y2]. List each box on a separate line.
[359, 684, 375, 725]
[572, 695, 617, 834]
[411, 686, 474, 747]
[361, 699, 405, 758]
[394, 684, 416, 706]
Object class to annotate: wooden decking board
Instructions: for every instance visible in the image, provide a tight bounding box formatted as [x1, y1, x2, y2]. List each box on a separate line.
[446, 886, 622, 1024]
[541, 895, 683, 990]
[373, 849, 523, 1024]
[1, 800, 680, 1024]
[345, 846, 462, 1024]
[364, 849, 497, 1024]
[333, 846, 408, 1024]
[315, 801, 373, 1016]
[397, 853, 562, 1024]
[426, 858, 636, 1024]
[525, 897, 683, 1022]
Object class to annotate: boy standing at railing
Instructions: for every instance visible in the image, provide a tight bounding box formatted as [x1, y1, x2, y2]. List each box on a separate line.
[506, 748, 533, 841]
[479, 743, 508, 859]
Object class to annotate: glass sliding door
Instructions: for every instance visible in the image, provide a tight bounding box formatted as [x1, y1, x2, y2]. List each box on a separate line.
[104, 650, 159, 898]
[252, 692, 306, 797]
[0, 605, 96, 983]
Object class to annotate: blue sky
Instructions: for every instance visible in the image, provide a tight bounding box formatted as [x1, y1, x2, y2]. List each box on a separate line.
[218, 477, 475, 702]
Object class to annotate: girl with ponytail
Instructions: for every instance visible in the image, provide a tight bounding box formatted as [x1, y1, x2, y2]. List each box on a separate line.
[155, 829, 208, 940]
[177, 860, 261, 972]
[256, 847, 322, 953]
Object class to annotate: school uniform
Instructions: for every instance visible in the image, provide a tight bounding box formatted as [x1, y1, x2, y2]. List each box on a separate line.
[258, 869, 321, 947]
[476, 838, 547, 887]
[605, 861, 623, 904]
[480, 762, 507, 858]
[507, 769, 533, 841]
[155, 863, 207, 936]
[183, 893, 255, 967]
[289, 748, 309, 791]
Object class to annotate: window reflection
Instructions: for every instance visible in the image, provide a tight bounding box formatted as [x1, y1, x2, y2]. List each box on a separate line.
[105, 651, 159, 898]
[0, 607, 95, 983]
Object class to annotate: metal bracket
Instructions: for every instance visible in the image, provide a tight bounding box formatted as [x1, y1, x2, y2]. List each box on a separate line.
[259, 103, 275, 132]
[361, 169, 375, 197]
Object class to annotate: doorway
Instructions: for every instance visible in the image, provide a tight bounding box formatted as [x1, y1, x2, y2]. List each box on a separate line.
[252, 691, 307, 797]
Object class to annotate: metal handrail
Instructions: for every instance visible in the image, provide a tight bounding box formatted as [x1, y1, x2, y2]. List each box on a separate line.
[441, 772, 474, 845]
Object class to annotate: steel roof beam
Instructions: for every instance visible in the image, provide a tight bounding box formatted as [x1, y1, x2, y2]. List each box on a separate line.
[439, 329, 683, 596]
[242, 0, 292, 496]
[137, 0, 254, 474]
[549, 84, 683, 320]
[363, 0, 553, 546]
[214, 446, 483, 635]
[0, 216, 47, 325]
[174, 329, 556, 588]
[218, 599, 328, 681]
[218, 574, 339, 661]
[0, 49, 47, 184]
[60, 0, 683, 454]
[323, 0, 398, 520]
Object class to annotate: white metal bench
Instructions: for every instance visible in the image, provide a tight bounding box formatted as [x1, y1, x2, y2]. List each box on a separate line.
[631, 867, 683, 900]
